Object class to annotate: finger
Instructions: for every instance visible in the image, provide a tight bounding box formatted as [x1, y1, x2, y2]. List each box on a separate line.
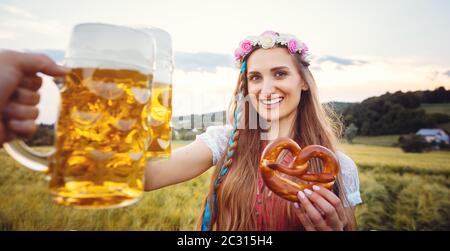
[16, 52, 69, 77]
[293, 203, 315, 231]
[312, 185, 347, 225]
[297, 191, 331, 230]
[19, 75, 43, 91]
[7, 120, 37, 137]
[3, 102, 39, 120]
[0, 67, 22, 109]
[304, 188, 343, 230]
[4, 129, 17, 142]
[12, 88, 40, 105]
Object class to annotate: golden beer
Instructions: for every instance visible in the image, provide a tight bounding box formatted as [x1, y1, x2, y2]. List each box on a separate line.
[49, 68, 152, 208]
[147, 81, 172, 158]
[3, 23, 157, 209]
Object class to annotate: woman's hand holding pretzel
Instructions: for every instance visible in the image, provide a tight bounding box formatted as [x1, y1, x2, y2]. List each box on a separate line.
[293, 185, 348, 231]
[260, 137, 349, 231]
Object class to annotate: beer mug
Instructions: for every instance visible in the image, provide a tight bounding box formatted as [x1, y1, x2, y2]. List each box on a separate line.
[141, 27, 173, 159]
[3, 23, 155, 208]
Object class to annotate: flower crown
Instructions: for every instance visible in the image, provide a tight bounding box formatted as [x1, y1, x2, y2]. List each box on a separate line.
[234, 30, 312, 69]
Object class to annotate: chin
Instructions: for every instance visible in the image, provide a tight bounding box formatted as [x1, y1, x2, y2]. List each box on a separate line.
[258, 110, 281, 122]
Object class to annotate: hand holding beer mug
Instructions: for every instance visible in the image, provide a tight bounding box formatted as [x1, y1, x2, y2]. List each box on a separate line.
[4, 23, 155, 208]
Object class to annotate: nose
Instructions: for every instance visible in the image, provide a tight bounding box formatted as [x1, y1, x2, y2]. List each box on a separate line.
[260, 79, 275, 97]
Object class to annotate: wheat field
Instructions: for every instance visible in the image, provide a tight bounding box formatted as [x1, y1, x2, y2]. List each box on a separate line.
[0, 140, 449, 230]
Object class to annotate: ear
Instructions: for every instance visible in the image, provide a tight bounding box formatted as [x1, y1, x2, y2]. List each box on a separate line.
[300, 79, 309, 91]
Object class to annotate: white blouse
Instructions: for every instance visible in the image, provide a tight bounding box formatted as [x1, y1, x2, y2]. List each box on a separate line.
[196, 125, 363, 207]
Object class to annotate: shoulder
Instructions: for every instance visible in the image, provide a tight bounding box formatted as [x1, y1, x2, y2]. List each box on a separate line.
[204, 124, 232, 136]
[196, 125, 232, 165]
[197, 125, 232, 143]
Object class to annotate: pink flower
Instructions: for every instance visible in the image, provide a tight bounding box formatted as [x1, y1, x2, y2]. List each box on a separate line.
[261, 30, 278, 37]
[239, 39, 253, 54]
[300, 41, 309, 53]
[287, 39, 299, 54]
[234, 47, 244, 60]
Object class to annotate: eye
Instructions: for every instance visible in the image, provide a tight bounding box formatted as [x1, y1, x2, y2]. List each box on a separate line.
[248, 74, 261, 81]
[274, 71, 287, 78]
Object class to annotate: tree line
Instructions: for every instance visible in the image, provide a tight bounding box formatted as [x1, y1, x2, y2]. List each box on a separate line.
[341, 86, 450, 136]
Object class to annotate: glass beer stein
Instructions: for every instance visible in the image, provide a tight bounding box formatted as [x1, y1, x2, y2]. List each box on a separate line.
[3, 23, 155, 208]
[141, 27, 173, 159]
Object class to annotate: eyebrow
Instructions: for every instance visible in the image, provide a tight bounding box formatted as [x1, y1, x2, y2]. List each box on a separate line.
[247, 66, 290, 75]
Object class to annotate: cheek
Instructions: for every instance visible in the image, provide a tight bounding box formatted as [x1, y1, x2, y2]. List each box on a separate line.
[247, 85, 259, 107]
[248, 94, 258, 110]
[281, 85, 302, 108]
[247, 83, 259, 95]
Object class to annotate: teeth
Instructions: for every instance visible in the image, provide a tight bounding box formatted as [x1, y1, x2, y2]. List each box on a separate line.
[260, 97, 283, 105]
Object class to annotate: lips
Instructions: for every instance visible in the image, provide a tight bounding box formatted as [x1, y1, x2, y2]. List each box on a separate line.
[259, 97, 284, 107]
[260, 97, 283, 105]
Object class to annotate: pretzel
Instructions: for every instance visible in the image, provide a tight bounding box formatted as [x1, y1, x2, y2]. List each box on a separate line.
[260, 137, 340, 202]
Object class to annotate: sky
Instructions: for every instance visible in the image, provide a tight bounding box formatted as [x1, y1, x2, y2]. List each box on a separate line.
[0, 0, 449, 124]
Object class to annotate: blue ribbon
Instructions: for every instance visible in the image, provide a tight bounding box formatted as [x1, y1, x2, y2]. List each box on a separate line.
[201, 91, 244, 231]
[240, 61, 247, 74]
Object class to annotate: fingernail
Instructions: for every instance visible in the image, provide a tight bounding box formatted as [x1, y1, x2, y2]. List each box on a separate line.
[298, 191, 306, 200]
[293, 202, 299, 208]
[304, 189, 313, 196]
[312, 185, 320, 191]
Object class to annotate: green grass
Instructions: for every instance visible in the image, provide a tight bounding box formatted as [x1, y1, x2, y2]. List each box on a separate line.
[437, 122, 450, 132]
[420, 103, 450, 116]
[339, 143, 450, 175]
[1, 140, 449, 230]
[0, 141, 211, 230]
[348, 135, 402, 147]
[419, 103, 450, 132]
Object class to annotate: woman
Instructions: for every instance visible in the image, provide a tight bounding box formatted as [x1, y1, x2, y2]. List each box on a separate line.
[145, 31, 362, 231]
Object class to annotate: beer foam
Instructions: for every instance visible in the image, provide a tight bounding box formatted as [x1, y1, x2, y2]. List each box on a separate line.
[140, 27, 173, 83]
[65, 23, 155, 75]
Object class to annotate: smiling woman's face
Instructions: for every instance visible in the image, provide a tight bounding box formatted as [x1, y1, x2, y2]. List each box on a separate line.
[246, 47, 308, 122]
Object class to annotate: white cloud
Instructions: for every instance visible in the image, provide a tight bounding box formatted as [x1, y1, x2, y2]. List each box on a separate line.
[0, 3, 69, 50]
[0, 31, 16, 39]
[0, 4, 33, 18]
[313, 56, 450, 102]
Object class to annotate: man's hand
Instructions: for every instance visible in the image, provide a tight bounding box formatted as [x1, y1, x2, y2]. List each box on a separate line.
[0, 50, 69, 145]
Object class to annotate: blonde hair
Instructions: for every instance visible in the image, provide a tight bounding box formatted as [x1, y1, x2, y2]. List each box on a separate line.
[198, 45, 355, 230]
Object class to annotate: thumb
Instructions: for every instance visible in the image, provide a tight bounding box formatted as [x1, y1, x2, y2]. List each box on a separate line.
[17, 52, 69, 77]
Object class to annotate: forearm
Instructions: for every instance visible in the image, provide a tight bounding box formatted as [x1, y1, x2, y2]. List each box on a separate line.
[144, 139, 213, 191]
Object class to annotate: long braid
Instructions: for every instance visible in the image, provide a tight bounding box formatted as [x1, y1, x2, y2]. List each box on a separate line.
[215, 92, 243, 186]
[200, 90, 244, 231]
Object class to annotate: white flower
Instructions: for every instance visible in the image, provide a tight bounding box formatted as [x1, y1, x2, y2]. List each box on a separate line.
[260, 35, 276, 49]
[246, 36, 260, 46]
[276, 34, 291, 45]
[302, 53, 313, 63]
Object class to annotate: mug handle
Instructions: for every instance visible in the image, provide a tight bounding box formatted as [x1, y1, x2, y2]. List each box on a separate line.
[3, 140, 51, 172]
[2, 76, 64, 172]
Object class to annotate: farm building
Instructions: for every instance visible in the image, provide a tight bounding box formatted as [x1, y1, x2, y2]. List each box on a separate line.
[416, 128, 450, 145]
